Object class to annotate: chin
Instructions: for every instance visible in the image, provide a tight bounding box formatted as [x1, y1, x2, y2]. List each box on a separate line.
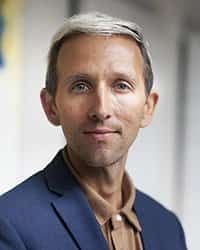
[86, 160, 115, 168]
[82, 151, 122, 168]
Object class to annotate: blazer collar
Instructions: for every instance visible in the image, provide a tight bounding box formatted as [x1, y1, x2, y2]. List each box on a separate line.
[44, 150, 109, 250]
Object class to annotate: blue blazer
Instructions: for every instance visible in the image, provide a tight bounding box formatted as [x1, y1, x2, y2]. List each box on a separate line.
[0, 151, 187, 250]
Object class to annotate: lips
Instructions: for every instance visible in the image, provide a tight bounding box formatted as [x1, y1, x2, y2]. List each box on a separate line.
[84, 129, 117, 134]
[83, 128, 119, 140]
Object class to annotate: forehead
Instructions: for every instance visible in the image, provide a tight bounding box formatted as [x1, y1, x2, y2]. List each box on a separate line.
[57, 34, 144, 77]
[58, 33, 142, 57]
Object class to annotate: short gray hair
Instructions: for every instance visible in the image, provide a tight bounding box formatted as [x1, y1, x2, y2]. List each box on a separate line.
[45, 12, 153, 96]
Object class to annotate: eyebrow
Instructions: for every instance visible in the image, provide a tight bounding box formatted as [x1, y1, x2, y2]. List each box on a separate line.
[64, 73, 93, 84]
[111, 72, 137, 84]
[64, 72, 138, 86]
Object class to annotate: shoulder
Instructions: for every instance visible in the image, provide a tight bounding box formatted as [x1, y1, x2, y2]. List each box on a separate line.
[0, 150, 64, 213]
[0, 170, 47, 215]
[0, 154, 63, 247]
[135, 189, 187, 249]
[0, 152, 61, 217]
[136, 189, 173, 214]
[0, 169, 51, 248]
[0, 149, 70, 220]
[135, 189, 180, 223]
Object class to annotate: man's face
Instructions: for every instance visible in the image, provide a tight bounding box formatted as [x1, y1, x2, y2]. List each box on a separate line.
[42, 35, 158, 168]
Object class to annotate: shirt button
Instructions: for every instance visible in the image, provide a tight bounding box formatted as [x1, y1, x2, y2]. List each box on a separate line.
[115, 214, 122, 221]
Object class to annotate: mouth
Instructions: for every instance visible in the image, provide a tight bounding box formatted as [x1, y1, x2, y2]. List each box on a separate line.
[83, 128, 120, 140]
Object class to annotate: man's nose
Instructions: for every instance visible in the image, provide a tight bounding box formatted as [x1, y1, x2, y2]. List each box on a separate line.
[88, 85, 112, 122]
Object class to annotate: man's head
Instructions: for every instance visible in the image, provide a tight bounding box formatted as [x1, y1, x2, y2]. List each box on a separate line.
[41, 12, 158, 169]
[45, 12, 153, 97]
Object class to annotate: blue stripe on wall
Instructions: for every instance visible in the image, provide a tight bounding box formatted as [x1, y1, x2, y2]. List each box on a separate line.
[0, 13, 5, 67]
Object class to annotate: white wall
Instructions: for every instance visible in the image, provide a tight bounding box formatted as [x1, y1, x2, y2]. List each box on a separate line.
[0, 1, 24, 193]
[182, 33, 200, 250]
[21, 0, 67, 179]
[0, 0, 67, 194]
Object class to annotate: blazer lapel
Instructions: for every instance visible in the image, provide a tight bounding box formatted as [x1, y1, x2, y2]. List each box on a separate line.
[134, 190, 159, 250]
[52, 188, 108, 250]
[44, 151, 109, 250]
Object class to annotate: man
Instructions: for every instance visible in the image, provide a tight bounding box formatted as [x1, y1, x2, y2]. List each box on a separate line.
[0, 12, 187, 250]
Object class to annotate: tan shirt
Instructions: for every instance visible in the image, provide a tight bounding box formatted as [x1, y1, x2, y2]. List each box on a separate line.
[63, 148, 143, 250]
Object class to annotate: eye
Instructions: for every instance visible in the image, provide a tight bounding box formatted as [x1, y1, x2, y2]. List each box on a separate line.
[114, 81, 132, 92]
[71, 81, 90, 93]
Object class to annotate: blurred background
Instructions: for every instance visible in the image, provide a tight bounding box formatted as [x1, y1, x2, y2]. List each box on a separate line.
[0, 0, 199, 249]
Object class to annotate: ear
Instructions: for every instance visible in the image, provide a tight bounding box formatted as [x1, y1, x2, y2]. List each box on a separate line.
[40, 88, 60, 126]
[140, 91, 159, 128]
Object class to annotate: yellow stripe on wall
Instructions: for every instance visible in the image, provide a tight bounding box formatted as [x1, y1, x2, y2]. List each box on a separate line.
[0, 0, 24, 80]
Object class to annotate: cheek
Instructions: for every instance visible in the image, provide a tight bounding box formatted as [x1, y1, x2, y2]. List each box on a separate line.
[113, 94, 145, 127]
[57, 102, 84, 130]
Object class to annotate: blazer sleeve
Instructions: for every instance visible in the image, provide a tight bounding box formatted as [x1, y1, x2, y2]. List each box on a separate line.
[174, 215, 188, 250]
[0, 216, 27, 250]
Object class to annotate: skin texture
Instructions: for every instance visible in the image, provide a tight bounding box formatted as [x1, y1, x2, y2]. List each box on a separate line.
[41, 35, 158, 209]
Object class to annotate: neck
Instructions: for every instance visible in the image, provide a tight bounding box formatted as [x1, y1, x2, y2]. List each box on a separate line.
[67, 147, 127, 210]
